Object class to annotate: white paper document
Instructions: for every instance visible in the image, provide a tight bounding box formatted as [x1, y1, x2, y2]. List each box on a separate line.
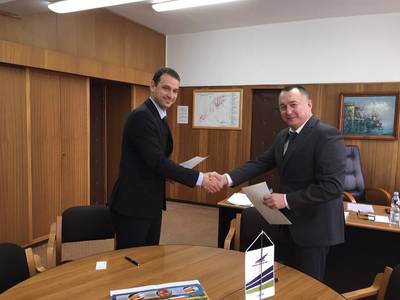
[346, 203, 374, 213]
[177, 105, 189, 124]
[227, 192, 253, 207]
[95, 261, 107, 270]
[374, 215, 390, 224]
[179, 156, 208, 169]
[241, 182, 291, 225]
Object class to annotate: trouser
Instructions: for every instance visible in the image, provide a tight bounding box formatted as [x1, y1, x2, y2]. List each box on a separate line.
[111, 211, 162, 250]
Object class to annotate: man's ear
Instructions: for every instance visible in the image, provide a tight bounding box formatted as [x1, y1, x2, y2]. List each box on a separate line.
[150, 80, 156, 91]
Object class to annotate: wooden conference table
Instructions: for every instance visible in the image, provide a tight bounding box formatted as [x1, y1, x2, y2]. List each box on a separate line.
[217, 199, 400, 247]
[2, 245, 343, 300]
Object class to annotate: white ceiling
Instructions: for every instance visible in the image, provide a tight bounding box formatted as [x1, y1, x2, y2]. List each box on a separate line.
[1, 0, 400, 35]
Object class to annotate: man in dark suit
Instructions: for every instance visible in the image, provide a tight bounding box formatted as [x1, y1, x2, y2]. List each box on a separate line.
[216, 85, 346, 281]
[110, 67, 221, 249]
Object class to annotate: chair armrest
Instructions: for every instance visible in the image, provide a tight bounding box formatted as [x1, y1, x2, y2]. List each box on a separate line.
[365, 187, 391, 206]
[24, 247, 37, 277]
[224, 218, 237, 250]
[342, 286, 379, 299]
[47, 222, 56, 268]
[343, 191, 357, 203]
[342, 272, 383, 299]
[34, 254, 47, 273]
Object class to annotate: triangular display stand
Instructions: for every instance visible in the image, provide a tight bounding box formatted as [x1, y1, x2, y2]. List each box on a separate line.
[245, 230, 275, 300]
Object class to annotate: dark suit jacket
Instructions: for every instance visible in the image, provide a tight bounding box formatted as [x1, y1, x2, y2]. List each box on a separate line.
[228, 116, 346, 247]
[110, 99, 199, 218]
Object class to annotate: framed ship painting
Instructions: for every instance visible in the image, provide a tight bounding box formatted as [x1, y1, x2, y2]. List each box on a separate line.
[338, 93, 399, 140]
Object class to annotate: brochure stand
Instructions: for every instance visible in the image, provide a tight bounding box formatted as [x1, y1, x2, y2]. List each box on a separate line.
[245, 230, 275, 300]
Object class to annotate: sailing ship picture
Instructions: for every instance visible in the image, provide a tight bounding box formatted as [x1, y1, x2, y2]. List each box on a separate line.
[339, 94, 398, 140]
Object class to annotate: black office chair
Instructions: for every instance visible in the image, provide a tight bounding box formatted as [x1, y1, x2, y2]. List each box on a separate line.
[47, 205, 115, 266]
[343, 145, 391, 206]
[342, 264, 400, 300]
[0, 243, 45, 293]
[224, 207, 272, 252]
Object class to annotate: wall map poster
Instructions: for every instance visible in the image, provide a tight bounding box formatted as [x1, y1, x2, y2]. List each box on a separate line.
[193, 89, 243, 129]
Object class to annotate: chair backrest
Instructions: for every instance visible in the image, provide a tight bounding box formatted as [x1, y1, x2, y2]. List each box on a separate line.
[50, 205, 115, 266]
[239, 207, 271, 252]
[344, 145, 366, 203]
[61, 205, 114, 243]
[0, 243, 31, 293]
[384, 264, 400, 300]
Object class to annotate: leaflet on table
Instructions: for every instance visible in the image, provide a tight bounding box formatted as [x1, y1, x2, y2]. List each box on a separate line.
[346, 203, 374, 213]
[227, 192, 253, 207]
[110, 279, 209, 299]
[179, 156, 208, 169]
[241, 182, 291, 225]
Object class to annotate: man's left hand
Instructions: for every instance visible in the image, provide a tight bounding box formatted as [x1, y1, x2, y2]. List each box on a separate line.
[263, 193, 286, 209]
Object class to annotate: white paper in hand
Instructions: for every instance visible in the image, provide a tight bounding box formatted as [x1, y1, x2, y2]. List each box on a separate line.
[179, 156, 208, 169]
[242, 182, 291, 225]
[227, 192, 253, 207]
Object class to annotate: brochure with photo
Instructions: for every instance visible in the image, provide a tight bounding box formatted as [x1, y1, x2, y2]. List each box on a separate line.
[110, 280, 208, 300]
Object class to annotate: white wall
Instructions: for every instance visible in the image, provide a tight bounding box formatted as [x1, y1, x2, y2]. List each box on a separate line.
[167, 13, 400, 86]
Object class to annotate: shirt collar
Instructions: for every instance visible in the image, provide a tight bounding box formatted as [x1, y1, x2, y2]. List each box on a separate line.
[150, 97, 167, 120]
[289, 115, 313, 134]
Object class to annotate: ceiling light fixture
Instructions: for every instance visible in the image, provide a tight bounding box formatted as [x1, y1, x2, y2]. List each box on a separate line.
[48, 0, 144, 14]
[152, 0, 243, 12]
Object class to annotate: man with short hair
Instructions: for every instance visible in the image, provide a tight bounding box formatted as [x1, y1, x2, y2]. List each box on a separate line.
[216, 85, 346, 281]
[110, 67, 222, 249]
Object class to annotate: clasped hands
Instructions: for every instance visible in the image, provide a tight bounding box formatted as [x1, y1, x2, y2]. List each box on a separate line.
[201, 172, 227, 193]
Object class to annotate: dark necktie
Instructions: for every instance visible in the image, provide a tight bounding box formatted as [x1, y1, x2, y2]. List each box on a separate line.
[284, 131, 298, 156]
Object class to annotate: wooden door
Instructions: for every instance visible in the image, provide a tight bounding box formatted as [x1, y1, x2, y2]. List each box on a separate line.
[0, 64, 30, 244]
[30, 69, 62, 240]
[90, 80, 107, 205]
[60, 74, 89, 212]
[250, 89, 286, 192]
[90, 80, 131, 205]
[106, 82, 131, 203]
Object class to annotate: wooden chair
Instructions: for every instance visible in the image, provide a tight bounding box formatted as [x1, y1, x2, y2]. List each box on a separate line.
[0, 243, 46, 293]
[343, 145, 391, 206]
[342, 264, 399, 300]
[47, 205, 115, 266]
[224, 213, 241, 250]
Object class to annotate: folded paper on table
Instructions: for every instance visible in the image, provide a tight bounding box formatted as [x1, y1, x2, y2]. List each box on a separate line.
[374, 215, 389, 224]
[241, 182, 291, 225]
[110, 279, 208, 299]
[227, 192, 253, 207]
[179, 156, 208, 169]
[347, 203, 374, 213]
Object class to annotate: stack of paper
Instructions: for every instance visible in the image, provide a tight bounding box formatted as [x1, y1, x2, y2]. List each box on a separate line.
[227, 192, 253, 207]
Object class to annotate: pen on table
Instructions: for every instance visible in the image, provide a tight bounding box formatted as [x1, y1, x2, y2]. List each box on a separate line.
[124, 256, 140, 267]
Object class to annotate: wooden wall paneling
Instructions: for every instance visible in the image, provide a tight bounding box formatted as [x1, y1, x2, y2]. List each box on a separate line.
[106, 82, 132, 203]
[0, 63, 29, 244]
[0, 13, 58, 51]
[131, 84, 150, 109]
[30, 69, 61, 240]
[0, 9, 164, 85]
[94, 10, 125, 66]
[25, 68, 33, 242]
[60, 73, 90, 212]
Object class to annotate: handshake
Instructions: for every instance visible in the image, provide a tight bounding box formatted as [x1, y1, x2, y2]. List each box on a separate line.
[201, 172, 228, 193]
